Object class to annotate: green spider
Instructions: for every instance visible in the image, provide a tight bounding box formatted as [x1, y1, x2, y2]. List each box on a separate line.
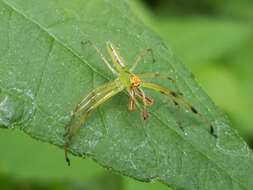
[64, 41, 214, 165]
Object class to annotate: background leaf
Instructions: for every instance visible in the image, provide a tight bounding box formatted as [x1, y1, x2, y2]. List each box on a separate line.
[1, 0, 253, 190]
[0, 171, 123, 190]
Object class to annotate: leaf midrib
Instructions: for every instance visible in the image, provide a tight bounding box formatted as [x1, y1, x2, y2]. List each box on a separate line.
[2, 0, 110, 82]
[2, 1, 249, 189]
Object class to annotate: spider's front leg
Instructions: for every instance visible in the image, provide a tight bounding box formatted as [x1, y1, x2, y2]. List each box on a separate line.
[81, 40, 118, 75]
[64, 80, 123, 166]
[130, 48, 155, 71]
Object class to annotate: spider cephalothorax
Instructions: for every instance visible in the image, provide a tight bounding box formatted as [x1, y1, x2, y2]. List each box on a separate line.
[130, 75, 142, 87]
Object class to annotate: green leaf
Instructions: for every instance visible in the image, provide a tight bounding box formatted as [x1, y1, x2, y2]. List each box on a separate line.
[0, 129, 105, 180]
[0, 129, 170, 190]
[0, 1, 253, 190]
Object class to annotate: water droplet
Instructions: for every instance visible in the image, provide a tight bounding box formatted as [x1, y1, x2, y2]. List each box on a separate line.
[0, 90, 24, 128]
[0, 87, 35, 129]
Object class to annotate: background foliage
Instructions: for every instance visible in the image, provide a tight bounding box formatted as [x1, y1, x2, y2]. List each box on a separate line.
[1, 0, 253, 190]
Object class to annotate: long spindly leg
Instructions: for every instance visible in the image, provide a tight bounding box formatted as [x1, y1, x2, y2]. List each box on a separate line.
[130, 48, 155, 72]
[65, 81, 119, 149]
[81, 40, 118, 75]
[64, 81, 124, 165]
[142, 82, 215, 136]
[128, 89, 136, 112]
[75, 79, 121, 113]
[128, 87, 154, 120]
[137, 88, 149, 120]
[137, 72, 175, 83]
[64, 110, 90, 165]
[134, 87, 154, 106]
[127, 88, 148, 117]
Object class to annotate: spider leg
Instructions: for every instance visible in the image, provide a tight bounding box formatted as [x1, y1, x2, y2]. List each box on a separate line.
[137, 88, 149, 120]
[76, 79, 121, 112]
[130, 48, 155, 71]
[142, 82, 215, 136]
[127, 89, 148, 118]
[137, 72, 175, 83]
[81, 40, 118, 75]
[134, 87, 154, 106]
[64, 81, 123, 166]
[128, 89, 136, 111]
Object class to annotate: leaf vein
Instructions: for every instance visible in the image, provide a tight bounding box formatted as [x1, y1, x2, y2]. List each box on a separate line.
[34, 38, 54, 99]
[2, 0, 110, 81]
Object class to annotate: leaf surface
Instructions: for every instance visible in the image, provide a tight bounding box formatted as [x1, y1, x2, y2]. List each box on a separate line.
[0, 0, 253, 190]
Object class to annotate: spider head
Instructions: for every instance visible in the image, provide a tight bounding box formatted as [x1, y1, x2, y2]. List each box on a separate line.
[130, 75, 142, 88]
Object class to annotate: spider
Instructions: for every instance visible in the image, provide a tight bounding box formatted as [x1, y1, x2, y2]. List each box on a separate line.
[64, 41, 215, 165]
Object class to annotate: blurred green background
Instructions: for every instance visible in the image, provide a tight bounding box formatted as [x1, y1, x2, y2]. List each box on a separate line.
[1, 0, 253, 189]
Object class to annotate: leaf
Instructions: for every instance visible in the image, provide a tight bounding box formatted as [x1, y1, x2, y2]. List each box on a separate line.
[0, 129, 105, 180]
[0, 0, 253, 190]
[0, 130, 169, 190]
